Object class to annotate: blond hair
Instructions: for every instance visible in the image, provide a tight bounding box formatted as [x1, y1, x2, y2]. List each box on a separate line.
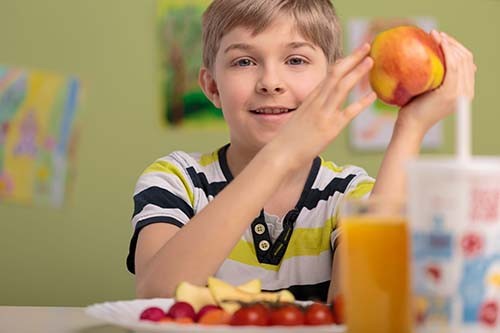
[202, 0, 342, 70]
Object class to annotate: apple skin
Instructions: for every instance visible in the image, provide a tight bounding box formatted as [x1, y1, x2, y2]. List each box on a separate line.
[369, 25, 446, 107]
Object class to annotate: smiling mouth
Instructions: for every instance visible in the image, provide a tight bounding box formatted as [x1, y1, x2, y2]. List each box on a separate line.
[250, 108, 296, 114]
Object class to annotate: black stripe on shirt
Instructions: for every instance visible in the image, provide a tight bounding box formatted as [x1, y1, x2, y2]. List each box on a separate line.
[295, 157, 321, 208]
[186, 167, 227, 198]
[126, 217, 184, 274]
[218, 143, 233, 181]
[264, 280, 331, 302]
[301, 174, 356, 210]
[132, 186, 194, 219]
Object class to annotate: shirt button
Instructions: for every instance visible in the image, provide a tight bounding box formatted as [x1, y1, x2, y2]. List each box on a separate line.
[254, 224, 266, 235]
[259, 240, 270, 251]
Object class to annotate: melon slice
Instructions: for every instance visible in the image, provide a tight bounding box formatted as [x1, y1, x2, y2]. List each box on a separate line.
[174, 278, 262, 312]
[237, 278, 261, 294]
[207, 277, 295, 314]
[174, 281, 215, 312]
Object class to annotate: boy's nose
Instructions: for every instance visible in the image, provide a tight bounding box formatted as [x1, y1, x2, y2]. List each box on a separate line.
[255, 70, 286, 95]
[256, 85, 285, 95]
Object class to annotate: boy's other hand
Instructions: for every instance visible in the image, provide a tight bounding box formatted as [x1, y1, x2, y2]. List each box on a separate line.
[274, 43, 376, 167]
[396, 31, 477, 136]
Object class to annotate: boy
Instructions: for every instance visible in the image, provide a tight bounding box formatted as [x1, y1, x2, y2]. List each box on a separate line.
[127, 0, 476, 302]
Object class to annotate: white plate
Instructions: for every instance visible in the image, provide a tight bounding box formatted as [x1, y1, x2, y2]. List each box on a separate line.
[85, 298, 346, 333]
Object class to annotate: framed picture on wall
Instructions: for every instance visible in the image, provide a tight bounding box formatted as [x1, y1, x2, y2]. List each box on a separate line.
[0, 66, 83, 207]
[157, 0, 225, 128]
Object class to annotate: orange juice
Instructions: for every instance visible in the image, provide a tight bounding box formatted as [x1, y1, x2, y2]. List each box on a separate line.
[340, 216, 412, 333]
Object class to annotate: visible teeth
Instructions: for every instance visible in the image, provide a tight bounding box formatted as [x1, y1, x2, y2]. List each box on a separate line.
[254, 108, 289, 114]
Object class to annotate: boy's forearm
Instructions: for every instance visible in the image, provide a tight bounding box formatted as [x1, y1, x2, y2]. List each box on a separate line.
[371, 118, 424, 199]
[136, 142, 301, 298]
[328, 249, 341, 304]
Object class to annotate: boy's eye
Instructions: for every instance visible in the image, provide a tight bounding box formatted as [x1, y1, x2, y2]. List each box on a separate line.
[233, 58, 255, 67]
[286, 57, 307, 65]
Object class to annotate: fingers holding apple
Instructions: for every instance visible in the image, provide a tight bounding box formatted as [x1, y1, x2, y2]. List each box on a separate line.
[432, 31, 476, 104]
[439, 31, 474, 65]
[403, 32, 476, 130]
[436, 34, 460, 101]
[442, 32, 476, 99]
[430, 29, 442, 44]
[427, 30, 476, 101]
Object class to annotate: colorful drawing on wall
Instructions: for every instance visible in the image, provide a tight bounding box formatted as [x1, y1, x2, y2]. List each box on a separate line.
[0, 66, 83, 207]
[157, 0, 224, 128]
[347, 17, 443, 151]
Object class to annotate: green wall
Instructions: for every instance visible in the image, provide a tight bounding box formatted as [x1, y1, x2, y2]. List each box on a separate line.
[0, 0, 498, 306]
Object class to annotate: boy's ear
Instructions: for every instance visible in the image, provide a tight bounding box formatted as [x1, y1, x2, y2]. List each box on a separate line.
[198, 67, 221, 108]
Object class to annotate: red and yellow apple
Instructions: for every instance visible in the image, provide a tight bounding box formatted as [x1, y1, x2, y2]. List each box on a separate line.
[369, 25, 446, 106]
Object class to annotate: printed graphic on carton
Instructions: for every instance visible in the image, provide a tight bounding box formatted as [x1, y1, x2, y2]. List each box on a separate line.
[470, 188, 500, 223]
[461, 232, 485, 258]
[412, 215, 453, 260]
[460, 256, 500, 327]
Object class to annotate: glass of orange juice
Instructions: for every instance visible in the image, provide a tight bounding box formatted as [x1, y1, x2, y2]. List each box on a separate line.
[339, 198, 412, 333]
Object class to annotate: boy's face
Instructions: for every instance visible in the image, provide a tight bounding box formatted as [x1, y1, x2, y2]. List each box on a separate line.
[201, 14, 329, 152]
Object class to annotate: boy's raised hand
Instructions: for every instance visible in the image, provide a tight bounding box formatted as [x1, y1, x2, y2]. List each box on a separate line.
[396, 31, 477, 136]
[275, 43, 376, 165]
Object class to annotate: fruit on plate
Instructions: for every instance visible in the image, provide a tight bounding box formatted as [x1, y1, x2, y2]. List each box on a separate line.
[369, 25, 445, 106]
[269, 303, 305, 326]
[139, 306, 166, 322]
[198, 308, 232, 325]
[158, 316, 173, 323]
[139, 279, 343, 327]
[174, 317, 194, 324]
[139, 299, 343, 327]
[230, 303, 270, 326]
[195, 304, 222, 321]
[208, 277, 295, 314]
[304, 302, 334, 325]
[166, 301, 196, 320]
[237, 278, 262, 293]
[174, 282, 214, 312]
[175, 278, 261, 312]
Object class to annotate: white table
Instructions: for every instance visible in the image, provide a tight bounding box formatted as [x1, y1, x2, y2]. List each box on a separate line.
[0, 306, 126, 333]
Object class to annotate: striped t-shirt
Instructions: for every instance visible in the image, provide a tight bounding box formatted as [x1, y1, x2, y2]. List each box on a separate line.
[127, 144, 374, 301]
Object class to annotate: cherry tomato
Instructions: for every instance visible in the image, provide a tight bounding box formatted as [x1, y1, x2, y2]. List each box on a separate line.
[269, 304, 305, 326]
[304, 303, 334, 325]
[230, 303, 270, 326]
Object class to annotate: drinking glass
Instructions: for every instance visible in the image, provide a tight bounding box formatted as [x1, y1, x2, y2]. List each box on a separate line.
[339, 197, 412, 333]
